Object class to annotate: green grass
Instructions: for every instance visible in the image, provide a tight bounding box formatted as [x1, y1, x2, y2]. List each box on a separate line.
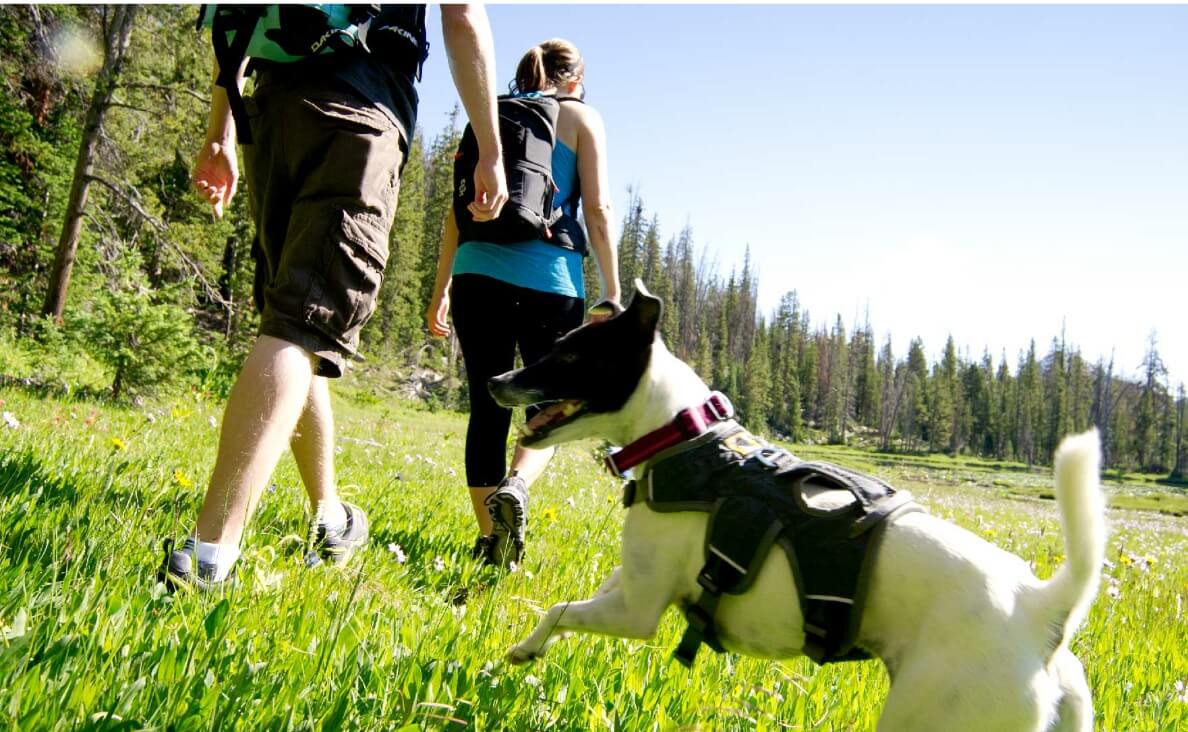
[1, 383, 1186, 730]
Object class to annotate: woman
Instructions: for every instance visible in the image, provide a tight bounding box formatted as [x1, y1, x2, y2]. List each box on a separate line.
[426, 39, 620, 567]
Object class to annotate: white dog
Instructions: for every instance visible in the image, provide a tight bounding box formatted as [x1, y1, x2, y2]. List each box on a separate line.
[489, 282, 1105, 731]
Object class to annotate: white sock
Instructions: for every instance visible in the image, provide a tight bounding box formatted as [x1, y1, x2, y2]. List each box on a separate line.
[318, 500, 348, 534]
[187, 537, 240, 582]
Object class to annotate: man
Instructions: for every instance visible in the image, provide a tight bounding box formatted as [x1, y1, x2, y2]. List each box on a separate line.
[159, 4, 507, 590]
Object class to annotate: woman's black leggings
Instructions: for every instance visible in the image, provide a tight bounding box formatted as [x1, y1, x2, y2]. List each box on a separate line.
[450, 274, 585, 487]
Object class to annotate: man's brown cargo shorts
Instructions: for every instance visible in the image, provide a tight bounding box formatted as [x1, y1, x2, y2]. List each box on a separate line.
[243, 73, 404, 378]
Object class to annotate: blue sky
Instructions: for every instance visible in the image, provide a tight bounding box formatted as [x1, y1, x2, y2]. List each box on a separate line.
[414, 5, 1188, 385]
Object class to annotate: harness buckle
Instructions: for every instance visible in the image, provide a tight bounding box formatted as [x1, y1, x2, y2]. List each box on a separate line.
[706, 392, 734, 422]
[750, 446, 789, 469]
[696, 569, 721, 595]
[604, 453, 625, 478]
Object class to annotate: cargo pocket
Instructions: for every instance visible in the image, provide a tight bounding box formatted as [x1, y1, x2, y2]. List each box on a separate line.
[303, 210, 389, 350]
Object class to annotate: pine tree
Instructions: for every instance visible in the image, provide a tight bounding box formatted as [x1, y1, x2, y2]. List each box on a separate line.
[824, 315, 850, 443]
[1016, 340, 1043, 466]
[616, 186, 645, 293]
[931, 335, 957, 453]
[1171, 383, 1186, 481]
[902, 338, 929, 452]
[740, 319, 772, 433]
[1134, 333, 1167, 471]
[364, 132, 427, 358]
[876, 336, 900, 450]
[994, 353, 1014, 459]
[416, 108, 461, 324]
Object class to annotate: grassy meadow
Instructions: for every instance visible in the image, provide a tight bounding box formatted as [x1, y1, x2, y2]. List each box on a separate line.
[1, 379, 1186, 731]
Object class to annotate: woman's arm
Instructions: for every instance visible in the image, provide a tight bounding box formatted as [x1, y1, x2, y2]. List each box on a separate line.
[426, 210, 460, 337]
[575, 105, 621, 308]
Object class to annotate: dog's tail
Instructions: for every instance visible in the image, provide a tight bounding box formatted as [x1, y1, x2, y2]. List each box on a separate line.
[1029, 429, 1106, 656]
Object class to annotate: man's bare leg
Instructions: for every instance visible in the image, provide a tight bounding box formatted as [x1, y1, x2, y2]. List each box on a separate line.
[291, 375, 343, 525]
[195, 335, 316, 546]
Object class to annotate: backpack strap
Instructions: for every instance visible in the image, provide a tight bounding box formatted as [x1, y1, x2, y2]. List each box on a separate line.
[209, 6, 266, 145]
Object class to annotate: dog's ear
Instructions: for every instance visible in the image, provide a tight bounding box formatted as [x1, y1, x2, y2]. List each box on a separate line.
[626, 279, 662, 340]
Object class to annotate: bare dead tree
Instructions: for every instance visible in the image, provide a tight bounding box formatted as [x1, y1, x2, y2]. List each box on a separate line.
[42, 5, 139, 321]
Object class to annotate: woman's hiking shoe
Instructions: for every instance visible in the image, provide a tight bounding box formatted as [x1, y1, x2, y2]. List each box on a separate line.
[156, 538, 231, 593]
[304, 501, 369, 568]
[486, 474, 528, 568]
[471, 534, 498, 565]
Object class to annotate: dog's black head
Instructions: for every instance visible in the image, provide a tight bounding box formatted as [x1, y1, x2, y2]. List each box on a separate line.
[489, 281, 662, 447]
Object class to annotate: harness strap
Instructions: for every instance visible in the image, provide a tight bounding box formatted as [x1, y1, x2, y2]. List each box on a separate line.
[605, 392, 734, 477]
[674, 548, 747, 667]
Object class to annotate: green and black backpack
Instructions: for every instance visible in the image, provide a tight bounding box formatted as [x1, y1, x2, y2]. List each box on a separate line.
[452, 95, 588, 254]
[198, 4, 428, 143]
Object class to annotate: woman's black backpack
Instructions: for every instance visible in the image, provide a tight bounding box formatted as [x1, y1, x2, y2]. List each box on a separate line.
[453, 95, 587, 254]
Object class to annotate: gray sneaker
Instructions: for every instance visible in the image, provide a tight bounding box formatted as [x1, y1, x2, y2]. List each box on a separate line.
[486, 474, 528, 568]
[304, 501, 369, 568]
[156, 537, 229, 592]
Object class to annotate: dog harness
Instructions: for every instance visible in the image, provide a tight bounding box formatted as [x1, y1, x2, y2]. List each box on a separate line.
[615, 399, 922, 667]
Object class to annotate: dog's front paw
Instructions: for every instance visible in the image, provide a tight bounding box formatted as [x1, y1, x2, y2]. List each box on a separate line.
[506, 643, 540, 665]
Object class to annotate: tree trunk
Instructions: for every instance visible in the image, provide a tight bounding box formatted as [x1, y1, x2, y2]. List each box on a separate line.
[42, 5, 139, 321]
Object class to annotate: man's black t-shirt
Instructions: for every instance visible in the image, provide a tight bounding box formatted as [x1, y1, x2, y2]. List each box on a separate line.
[253, 51, 418, 146]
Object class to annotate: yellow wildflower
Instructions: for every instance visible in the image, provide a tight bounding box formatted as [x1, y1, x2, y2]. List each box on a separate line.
[111, 436, 127, 451]
[541, 507, 558, 524]
[173, 469, 193, 489]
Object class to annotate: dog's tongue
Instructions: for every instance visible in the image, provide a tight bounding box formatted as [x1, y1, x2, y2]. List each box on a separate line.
[521, 400, 584, 436]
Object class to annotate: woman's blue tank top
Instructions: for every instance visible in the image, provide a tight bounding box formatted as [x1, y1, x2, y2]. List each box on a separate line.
[452, 137, 584, 299]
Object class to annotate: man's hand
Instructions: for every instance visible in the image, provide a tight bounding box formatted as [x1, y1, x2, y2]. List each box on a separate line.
[193, 139, 239, 220]
[468, 153, 508, 222]
[426, 291, 452, 337]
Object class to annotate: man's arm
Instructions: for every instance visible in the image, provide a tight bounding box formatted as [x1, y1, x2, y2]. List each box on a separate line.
[192, 58, 247, 219]
[440, 3, 506, 221]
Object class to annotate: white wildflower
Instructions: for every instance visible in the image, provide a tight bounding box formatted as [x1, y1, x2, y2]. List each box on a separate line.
[208, 415, 217, 428]
[2, 412, 19, 429]
[387, 543, 407, 564]
[433, 555, 445, 572]
[1175, 680, 1188, 703]
[566, 497, 576, 508]
[524, 674, 541, 688]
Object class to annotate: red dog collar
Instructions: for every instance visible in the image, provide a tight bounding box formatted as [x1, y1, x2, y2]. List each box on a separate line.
[605, 392, 735, 478]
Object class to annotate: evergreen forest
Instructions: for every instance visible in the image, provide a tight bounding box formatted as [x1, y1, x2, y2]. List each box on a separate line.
[2, 6, 1184, 478]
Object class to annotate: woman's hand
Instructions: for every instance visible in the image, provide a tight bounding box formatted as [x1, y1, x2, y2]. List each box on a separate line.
[192, 139, 238, 220]
[587, 297, 623, 323]
[426, 290, 452, 337]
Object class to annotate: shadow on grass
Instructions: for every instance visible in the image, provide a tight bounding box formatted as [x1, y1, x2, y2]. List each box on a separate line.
[0, 375, 112, 404]
[370, 526, 504, 606]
